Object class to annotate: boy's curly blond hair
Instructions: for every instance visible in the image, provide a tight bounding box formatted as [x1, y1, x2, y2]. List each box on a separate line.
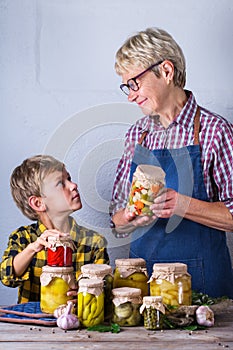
[10, 155, 64, 220]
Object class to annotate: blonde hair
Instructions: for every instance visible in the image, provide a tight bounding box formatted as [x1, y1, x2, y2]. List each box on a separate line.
[115, 27, 186, 88]
[10, 155, 65, 220]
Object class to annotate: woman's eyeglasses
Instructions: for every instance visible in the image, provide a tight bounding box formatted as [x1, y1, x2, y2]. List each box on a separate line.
[120, 60, 163, 96]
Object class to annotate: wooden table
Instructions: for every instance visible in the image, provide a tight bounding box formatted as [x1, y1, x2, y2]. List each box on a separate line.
[0, 305, 232, 350]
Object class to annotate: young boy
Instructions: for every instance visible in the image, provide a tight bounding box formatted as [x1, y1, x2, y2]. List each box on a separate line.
[0, 154, 109, 304]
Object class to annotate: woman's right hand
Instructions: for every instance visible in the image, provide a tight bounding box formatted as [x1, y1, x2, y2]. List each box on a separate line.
[113, 207, 157, 234]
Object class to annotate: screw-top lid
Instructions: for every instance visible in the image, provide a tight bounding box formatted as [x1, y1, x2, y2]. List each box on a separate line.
[143, 296, 163, 304]
[133, 165, 165, 188]
[150, 262, 190, 284]
[48, 235, 75, 250]
[78, 278, 104, 288]
[140, 296, 165, 314]
[152, 262, 188, 274]
[112, 287, 142, 297]
[115, 258, 146, 267]
[81, 263, 112, 276]
[42, 265, 74, 274]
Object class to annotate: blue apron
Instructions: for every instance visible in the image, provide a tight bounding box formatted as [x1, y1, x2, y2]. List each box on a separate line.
[129, 108, 233, 298]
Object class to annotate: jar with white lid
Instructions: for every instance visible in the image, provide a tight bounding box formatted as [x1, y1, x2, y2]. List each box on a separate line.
[113, 258, 148, 297]
[79, 263, 113, 321]
[140, 296, 165, 330]
[112, 287, 142, 326]
[40, 265, 76, 313]
[127, 164, 165, 216]
[149, 263, 191, 306]
[77, 278, 104, 328]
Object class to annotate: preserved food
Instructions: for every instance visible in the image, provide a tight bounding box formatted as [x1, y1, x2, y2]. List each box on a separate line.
[149, 263, 191, 306]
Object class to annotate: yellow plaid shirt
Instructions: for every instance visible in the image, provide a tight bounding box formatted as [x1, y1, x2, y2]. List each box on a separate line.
[0, 216, 109, 303]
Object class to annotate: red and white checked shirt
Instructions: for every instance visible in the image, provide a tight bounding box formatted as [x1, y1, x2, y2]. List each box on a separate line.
[110, 91, 233, 221]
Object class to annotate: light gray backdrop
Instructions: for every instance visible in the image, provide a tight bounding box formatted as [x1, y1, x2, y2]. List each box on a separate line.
[1, 0, 233, 305]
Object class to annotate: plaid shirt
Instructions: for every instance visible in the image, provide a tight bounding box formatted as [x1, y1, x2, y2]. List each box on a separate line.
[110, 91, 233, 229]
[0, 216, 109, 303]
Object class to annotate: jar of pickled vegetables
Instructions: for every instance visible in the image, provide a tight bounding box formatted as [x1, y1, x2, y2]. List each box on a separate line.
[47, 235, 75, 267]
[113, 258, 148, 297]
[112, 287, 142, 326]
[127, 164, 165, 216]
[140, 296, 165, 330]
[40, 265, 76, 313]
[149, 263, 191, 306]
[79, 264, 113, 321]
[77, 278, 104, 328]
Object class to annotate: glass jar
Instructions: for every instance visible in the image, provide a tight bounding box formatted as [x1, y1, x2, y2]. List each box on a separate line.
[149, 263, 191, 306]
[127, 164, 165, 216]
[77, 278, 104, 328]
[112, 287, 142, 326]
[113, 258, 148, 297]
[40, 265, 76, 313]
[47, 235, 75, 267]
[79, 264, 113, 321]
[140, 296, 165, 330]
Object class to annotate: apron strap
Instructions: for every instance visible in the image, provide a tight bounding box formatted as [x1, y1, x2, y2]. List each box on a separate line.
[138, 130, 148, 145]
[193, 106, 201, 145]
[138, 106, 201, 146]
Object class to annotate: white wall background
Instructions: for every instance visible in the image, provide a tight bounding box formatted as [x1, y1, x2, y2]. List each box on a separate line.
[1, 0, 233, 305]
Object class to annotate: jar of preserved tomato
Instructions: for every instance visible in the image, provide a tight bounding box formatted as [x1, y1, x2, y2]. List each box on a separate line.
[113, 258, 148, 297]
[40, 265, 76, 313]
[47, 235, 75, 267]
[140, 296, 165, 330]
[112, 287, 142, 326]
[149, 263, 191, 306]
[79, 264, 113, 321]
[77, 278, 104, 328]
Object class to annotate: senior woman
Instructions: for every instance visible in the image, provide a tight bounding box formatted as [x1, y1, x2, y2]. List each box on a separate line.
[110, 27, 233, 298]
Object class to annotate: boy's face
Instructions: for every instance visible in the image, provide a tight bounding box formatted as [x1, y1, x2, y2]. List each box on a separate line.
[41, 168, 82, 216]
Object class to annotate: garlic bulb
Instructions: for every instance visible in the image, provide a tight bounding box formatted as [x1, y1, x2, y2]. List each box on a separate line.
[56, 301, 80, 330]
[195, 305, 214, 327]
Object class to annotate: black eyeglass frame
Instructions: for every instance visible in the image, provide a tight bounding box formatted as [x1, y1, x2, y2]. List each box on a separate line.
[120, 60, 164, 95]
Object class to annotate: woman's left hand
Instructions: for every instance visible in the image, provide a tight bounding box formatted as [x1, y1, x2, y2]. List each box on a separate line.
[150, 188, 183, 218]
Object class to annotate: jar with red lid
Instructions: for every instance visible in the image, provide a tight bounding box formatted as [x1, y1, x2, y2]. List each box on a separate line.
[47, 235, 75, 267]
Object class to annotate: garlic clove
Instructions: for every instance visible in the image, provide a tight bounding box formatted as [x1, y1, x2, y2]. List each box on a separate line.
[53, 304, 67, 318]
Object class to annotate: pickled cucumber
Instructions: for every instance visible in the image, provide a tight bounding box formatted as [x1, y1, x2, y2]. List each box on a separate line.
[113, 269, 148, 297]
[112, 302, 141, 326]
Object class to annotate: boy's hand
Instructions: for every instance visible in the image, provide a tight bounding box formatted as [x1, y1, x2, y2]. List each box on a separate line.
[67, 288, 78, 306]
[33, 230, 69, 253]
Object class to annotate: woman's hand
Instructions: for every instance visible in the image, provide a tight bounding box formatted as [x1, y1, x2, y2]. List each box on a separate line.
[150, 188, 181, 218]
[113, 207, 157, 234]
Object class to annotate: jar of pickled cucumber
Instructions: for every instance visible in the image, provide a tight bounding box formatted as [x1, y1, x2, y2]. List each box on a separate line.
[113, 258, 148, 297]
[47, 235, 75, 267]
[140, 296, 165, 330]
[40, 265, 76, 313]
[79, 264, 113, 321]
[77, 278, 104, 328]
[149, 263, 191, 306]
[112, 287, 142, 326]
